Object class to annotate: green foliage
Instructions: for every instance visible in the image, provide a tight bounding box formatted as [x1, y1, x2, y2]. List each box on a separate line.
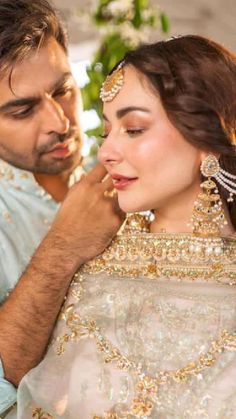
[81, 0, 169, 142]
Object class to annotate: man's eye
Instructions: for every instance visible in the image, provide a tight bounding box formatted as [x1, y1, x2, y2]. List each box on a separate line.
[11, 108, 33, 119]
[54, 87, 73, 97]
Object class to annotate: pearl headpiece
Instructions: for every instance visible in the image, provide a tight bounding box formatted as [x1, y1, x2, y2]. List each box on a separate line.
[100, 61, 125, 102]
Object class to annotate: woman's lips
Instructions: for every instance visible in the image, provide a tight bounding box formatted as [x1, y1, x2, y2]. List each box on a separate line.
[111, 174, 138, 190]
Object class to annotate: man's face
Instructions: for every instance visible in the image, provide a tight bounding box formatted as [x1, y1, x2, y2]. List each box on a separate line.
[0, 37, 83, 174]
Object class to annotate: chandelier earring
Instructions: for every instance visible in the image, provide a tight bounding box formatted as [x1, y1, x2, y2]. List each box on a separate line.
[190, 154, 234, 237]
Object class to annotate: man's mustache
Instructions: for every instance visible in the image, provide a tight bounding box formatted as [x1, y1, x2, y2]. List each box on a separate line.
[37, 127, 79, 154]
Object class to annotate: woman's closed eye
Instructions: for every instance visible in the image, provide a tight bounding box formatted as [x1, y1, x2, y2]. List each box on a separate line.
[100, 127, 146, 140]
[125, 128, 146, 137]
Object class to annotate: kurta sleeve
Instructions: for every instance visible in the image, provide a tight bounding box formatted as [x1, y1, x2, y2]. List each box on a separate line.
[0, 359, 16, 416]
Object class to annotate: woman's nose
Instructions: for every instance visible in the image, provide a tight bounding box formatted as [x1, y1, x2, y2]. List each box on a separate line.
[98, 138, 123, 166]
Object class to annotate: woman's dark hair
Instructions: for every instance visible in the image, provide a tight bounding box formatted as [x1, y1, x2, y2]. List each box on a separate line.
[0, 0, 68, 76]
[120, 35, 236, 228]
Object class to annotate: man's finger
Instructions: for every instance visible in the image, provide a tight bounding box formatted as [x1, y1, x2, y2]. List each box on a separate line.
[86, 163, 107, 184]
[112, 197, 125, 218]
[101, 175, 114, 191]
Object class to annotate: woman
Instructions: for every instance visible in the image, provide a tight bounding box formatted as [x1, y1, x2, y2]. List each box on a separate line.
[16, 35, 236, 418]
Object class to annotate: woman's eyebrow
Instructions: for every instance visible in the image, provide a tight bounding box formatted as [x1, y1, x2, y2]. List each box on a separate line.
[103, 106, 150, 122]
[116, 106, 150, 119]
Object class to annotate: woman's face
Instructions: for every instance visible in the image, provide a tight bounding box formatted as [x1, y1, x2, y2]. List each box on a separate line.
[98, 65, 204, 213]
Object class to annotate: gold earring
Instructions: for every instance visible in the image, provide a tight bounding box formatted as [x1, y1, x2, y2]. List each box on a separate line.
[190, 155, 227, 237]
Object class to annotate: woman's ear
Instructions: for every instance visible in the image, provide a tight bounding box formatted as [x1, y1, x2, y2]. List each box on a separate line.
[200, 150, 220, 162]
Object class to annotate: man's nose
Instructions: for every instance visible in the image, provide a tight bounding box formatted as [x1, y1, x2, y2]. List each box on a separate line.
[43, 96, 70, 134]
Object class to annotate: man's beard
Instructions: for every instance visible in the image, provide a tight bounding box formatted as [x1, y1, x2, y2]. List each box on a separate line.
[32, 147, 81, 174]
[33, 130, 82, 174]
[0, 127, 82, 175]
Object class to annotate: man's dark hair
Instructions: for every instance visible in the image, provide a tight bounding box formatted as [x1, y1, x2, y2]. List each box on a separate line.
[0, 0, 68, 76]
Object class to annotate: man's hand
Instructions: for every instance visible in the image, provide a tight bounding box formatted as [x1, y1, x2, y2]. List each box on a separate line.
[0, 164, 124, 386]
[51, 163, 125, 269]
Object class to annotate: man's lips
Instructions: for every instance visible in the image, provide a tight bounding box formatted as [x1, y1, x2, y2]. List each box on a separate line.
[111, 174, 138, 190]
[46, 139, 76, 158]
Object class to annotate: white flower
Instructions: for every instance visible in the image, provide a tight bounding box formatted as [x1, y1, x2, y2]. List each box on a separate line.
[106, 0, 134, 18]
[119, 22, 150, 47]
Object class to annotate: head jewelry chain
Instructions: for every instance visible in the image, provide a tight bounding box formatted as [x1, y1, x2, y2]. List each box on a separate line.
[100, 61, 125, 102]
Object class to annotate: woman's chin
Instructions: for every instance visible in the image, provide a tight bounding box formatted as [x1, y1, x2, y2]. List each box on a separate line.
[118, 198, 150, 214]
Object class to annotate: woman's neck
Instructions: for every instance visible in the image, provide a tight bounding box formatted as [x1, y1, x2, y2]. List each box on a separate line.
[150, 205, 193, 234]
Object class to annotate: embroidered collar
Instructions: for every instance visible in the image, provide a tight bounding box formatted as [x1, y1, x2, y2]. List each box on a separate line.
[0, 159, 83, 202]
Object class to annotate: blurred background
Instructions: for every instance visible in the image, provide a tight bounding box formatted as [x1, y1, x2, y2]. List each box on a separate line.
[50, 0, 236, 163]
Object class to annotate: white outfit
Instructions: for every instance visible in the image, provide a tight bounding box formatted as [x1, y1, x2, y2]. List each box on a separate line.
[15, 215, 236, 418]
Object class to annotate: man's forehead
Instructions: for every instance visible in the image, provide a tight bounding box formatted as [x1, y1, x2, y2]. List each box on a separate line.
[0, 70, 73, 105]
[0, 37, 71, 99]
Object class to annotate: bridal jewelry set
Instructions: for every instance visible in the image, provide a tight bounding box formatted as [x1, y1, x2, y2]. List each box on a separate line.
[100, 62, 236, 238]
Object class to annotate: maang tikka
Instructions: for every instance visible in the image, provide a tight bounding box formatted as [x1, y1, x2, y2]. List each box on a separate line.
[100, 61, 125, 102]
[190, 154, 236, 236]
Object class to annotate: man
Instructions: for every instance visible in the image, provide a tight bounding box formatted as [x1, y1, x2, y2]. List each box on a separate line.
[0, 0, 124, 416]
